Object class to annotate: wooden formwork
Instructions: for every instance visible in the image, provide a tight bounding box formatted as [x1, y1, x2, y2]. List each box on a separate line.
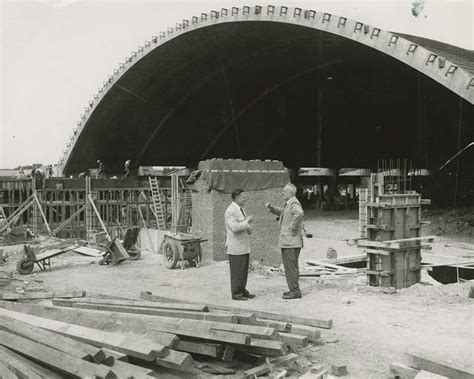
[0, 177, 189, 240]
[365, 193, 422, 289]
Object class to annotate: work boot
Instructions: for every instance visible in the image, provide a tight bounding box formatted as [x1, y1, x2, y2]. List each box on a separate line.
[282, 291, 302, 300]
[242, 290, 256, 299]
[283, 290, 292, 296]
[232, 294, 248, 301]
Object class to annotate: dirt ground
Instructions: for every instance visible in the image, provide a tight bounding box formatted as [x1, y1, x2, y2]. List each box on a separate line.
[1, 210, 473, 378]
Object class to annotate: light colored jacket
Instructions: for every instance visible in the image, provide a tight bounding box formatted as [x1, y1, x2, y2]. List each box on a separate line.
[268, 196, 304, 249]
[225, 202, 251, 255]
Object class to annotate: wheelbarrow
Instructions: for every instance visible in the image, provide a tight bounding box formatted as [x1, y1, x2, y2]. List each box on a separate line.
[159, 232, 206, 269]
[17, 244, 77, 275]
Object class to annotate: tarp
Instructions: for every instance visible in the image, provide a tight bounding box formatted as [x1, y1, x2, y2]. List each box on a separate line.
[198, 159, 289, 193]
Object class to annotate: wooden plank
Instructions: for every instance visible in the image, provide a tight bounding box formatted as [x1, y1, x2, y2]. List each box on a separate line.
[0, 300, 250, 346]
[0, 346, 63, 379]
[406, 349, 474, 379]
[0, 360, 17, 379]
[0, 307, 168, 361]
[53, 297, 209, 312]
[1, 290, 86, 301]
[148, 324, 251, 345]
[306, 260, 358, 273]
[277, 332, 309, 347]
[101, 348, 129, 362]
[0, 331, 117, 379]
[0, 345, 43, 379]
[290, 324, 321, 342]
[70, 302, 238, 323]
[237, 338, 288, 357]
[0, 315, 109, 364]
[254, 319, 291, 332]
[140, 291, 333, 329]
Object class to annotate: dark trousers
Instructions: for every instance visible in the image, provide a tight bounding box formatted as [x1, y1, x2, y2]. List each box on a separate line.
[228, 254, 250, 296]
[281, 248, 301, 294]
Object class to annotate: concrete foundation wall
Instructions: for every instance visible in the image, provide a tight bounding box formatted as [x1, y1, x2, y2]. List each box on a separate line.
[191, 178, 284, 265]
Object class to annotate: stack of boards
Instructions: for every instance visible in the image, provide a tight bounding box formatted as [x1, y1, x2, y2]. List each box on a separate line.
[0, 290, 334, 378]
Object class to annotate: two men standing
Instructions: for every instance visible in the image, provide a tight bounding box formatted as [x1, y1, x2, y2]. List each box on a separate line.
[225, 184, 305, 301]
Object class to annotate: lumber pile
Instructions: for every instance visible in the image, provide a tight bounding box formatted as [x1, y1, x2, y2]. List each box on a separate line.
[0, 290, 331, 377]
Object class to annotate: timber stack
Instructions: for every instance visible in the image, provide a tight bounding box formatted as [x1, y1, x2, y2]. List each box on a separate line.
[0, 290, 334, 378]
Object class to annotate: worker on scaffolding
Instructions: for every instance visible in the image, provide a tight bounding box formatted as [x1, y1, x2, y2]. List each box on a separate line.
[96, 160, 105, 179]
[124, 159, 131, 178]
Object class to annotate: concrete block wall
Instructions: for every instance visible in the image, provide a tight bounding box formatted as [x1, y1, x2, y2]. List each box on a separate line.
[191, 178, 284, 265]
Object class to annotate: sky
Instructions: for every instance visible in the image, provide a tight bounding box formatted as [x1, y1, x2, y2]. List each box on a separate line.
[0, 0, 472, 169]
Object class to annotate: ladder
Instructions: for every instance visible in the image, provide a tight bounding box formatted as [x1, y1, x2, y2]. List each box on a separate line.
[148, 177, 166, 230]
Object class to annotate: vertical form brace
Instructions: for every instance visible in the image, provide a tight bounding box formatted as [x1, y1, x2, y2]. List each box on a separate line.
[267, 5, 275, 14]
[221, 8, 228, 16]
[280, 6, 288, 15]
[294, 8, 302, 17]
[243, 6, 250, 15]
[210, 10, 219, 19]
[322, 13, 331, 23]
[255, 5, 262, 15]
[201, 13, 207, 21]
[33, 192, 51, 235]
[192, 16, 198, 24]
[232, 7, 239, 15]
[338, 17, 346, 27]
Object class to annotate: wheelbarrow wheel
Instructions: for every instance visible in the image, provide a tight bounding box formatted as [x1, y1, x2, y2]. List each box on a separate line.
[17, 258, 34, 275]
[162, 240, 179, 269]
[128, 249, 141, 261]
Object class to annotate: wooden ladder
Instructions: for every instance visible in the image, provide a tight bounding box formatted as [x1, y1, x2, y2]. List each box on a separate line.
[148, 177, 166, 230]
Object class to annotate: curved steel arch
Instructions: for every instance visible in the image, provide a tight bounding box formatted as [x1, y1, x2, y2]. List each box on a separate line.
[59, 5, 474, 174]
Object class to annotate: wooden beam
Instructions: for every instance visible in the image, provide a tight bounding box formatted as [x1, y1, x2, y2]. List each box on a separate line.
[175, 340, 223, 357]
[0, 346, 62, 379]
[155, 349, 194, 371]
[0, 307, 168, 361]
[405, 349, 474, 379]
[0, 331, 117, 379]
[237, 339, 288, 357]
[0, 360, 17, 379]
[0, 300, 250, 346]
[254, 319, 291, 332]
[0, 315, 109, 364]
[140, 291, 333, 329]
[290, 324, 321, 342]
[53, 297, 209, 312]
[277, 332, 309, 347]
[70, 302, 237, 323]
[1, 290, 86, 301]
[244, 353, 298, 378]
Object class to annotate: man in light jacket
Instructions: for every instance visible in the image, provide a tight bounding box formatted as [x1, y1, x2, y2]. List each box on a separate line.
[225, 189, 255, 301]
[266, 183, 304, 299]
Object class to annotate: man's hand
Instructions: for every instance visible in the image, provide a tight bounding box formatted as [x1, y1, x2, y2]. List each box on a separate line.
[265, 202, 271, 209]
[246, 215, 254, 224]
